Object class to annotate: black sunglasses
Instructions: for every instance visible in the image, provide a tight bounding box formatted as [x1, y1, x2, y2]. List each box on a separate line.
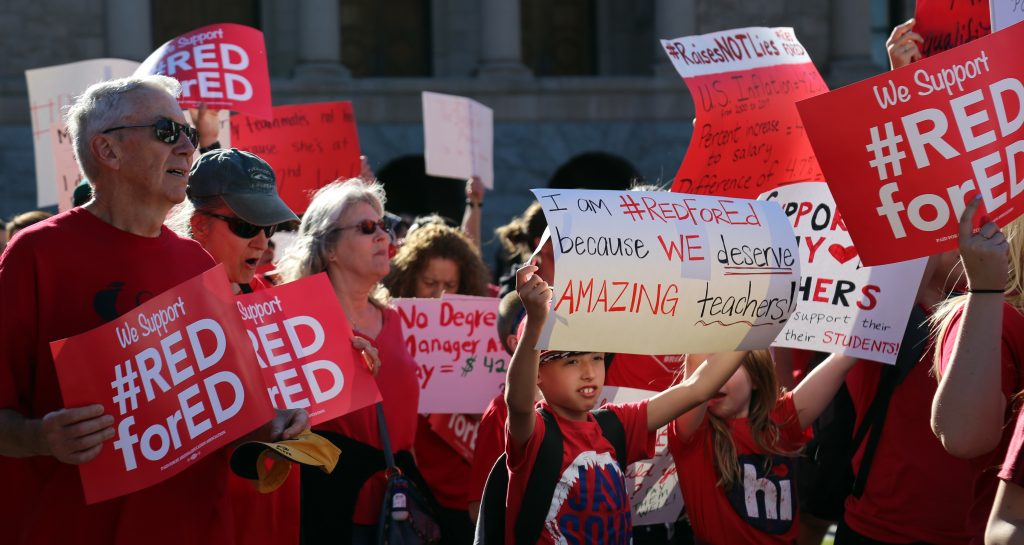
[334, 219, 388, 236]
[201, 212, 278, 239]
[102, 118, 199, 148]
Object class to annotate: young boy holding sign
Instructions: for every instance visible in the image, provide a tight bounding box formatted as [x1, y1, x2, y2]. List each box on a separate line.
[502, 264, 746, 544]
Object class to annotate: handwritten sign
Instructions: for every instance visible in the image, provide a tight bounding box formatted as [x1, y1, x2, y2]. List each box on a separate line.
[391, 295, 507, 413]
[50, 123, 82, 211]
[797, 22, 1024, 266]
[422, 91, 494, 189]
[915, 0, 990, 57]
[25, 58, 140, 208]
[136, 23, 272, 119]
[49, 266, 273, 504]
[532, 188, 799, 355]
[991, 0, 1024, 31]
[231, 101, 361, 214]
[760, 182, 927, 363]
[235, 273, 381, 424]
[659, 27, 827, 198]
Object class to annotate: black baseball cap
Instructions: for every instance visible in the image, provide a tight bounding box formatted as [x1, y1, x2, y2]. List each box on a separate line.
[187, 148, 299, 226]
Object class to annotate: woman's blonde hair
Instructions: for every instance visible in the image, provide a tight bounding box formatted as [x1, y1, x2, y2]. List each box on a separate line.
[383, 223, 490, 298]
[706, 350, 801, 489]
[275, 178, 390, 306]
[930, 215, 1024, 373]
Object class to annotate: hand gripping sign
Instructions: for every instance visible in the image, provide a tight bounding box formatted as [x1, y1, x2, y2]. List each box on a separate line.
[391, 295, 507, 413]
[659, 27, 827, 198]
[50, 266, 273, 504]
[915, 0, 990, 57]
[760, 182, 927, 364]
[136, 23, 272, 119]
[796, 22, 1024, 266]
[231, 101, 363, 214]
[422, 91, 495, 189]
[235, 273, 381, 425]
[532, 188, 800, 355]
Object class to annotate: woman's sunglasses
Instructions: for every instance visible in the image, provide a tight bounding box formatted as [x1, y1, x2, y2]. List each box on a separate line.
[102, 118, 199, 148]
[333, 219, 389, 236]
[201, 212, 278, 239]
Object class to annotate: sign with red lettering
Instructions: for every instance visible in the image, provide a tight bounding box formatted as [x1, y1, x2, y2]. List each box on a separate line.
[532, 188, 799, 355]
[915, 0, 990, 57]
[235, 273, 381, 425]
[797, 23, 1024, 266]
[659, 27, 827, 198]
[50, 122, 82, 211]
[427, 413, 479, 462]
[50, 266, 273, 504]
[422, 91, 494, 189]
[136, 23, 272, 119]
[26, 58, 140, 208]
[391, 295, 507, 413]
[760, 182, 927, 363]
[232, 101, 362, 214]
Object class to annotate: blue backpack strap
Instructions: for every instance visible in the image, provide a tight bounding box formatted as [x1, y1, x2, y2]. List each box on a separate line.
[593, 408, 628, 472]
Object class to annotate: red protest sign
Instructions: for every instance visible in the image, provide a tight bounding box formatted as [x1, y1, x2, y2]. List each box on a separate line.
[49, 265, 273, 504]
[427, 413, 479, 462]
[232, 102, 362, 214]
[797, 23, 1024, 266]
[235, 273, 381, 424]
[660, 27, 827, 198]
[915, 0, 990, 58]
[136, 23, 272, 119]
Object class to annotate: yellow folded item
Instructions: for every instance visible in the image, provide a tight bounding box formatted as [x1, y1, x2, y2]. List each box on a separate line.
[230, 430, 341, 493]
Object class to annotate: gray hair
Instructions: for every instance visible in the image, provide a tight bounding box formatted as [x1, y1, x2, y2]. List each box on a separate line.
[65, 75, 182, 180]
[276, 177, 390, 305]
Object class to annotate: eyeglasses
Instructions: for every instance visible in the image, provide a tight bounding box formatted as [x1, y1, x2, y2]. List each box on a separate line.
[333, 219, 389, 236]
[102, 118, 199, 148]
[201, 212, 278, 239]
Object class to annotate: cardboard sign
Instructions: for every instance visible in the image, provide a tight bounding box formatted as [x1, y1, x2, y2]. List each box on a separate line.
[231, 101, 362, 214]
[797, 23, 1024, 266]
[532, 188, 800, 355]
[760, 182, 927, 364]
[49, 266, 274, 504]
[915, 0, 990, 57]
[990, 0, 1024, 32]
[660, 27, 827, 198]
[422, 91, 495, 189]
[427, 413, 479, 462]
[26, 58, 140, 208]
[136, 23, 272, 119]
[235, 274, 381, 425]
[392, 295, 507, 413]
[50, 123, 82, 211]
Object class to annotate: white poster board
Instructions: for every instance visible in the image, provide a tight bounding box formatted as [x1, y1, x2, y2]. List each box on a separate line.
[422, 91, 494, 189]
[26, 59, 140, 208]
[990, 0, 1024, 31]
[532, 188, 800, 355]
[759, 182, 927, 364]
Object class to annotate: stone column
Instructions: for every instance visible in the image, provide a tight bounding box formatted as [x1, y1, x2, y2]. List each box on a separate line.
[105, 0, 152, 59]
[477, 0, 531, 77]
[653, 0, 697, 76]
[295, 0, 351, 78]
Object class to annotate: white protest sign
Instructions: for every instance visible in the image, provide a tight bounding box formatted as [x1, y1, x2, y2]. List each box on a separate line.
[759, 182, 926, 364]
[532, 188, 800, 355]
[49, 123, 81, 211]
[598, 386, 684, 525]
[392, 295, 507, 413]
[990, 0, 1024, 31]
[422, 91, 494, 189]
[26, 59, 140, 208]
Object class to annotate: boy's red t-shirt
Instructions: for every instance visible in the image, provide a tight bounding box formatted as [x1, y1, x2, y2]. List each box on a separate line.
[605, 354, 683, 391]
[938, 303, 1024, 542]
[504, 400, 655, 545]
[469, 393, 508, 503]
[667, 392, 811, 545]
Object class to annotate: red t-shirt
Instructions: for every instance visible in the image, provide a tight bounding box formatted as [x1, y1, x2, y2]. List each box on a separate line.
[605, 354, 683, 391]
[0, 208, 241, 545]
[999, 405, 1024, 484]
[414, 414, 473, 510]
[843, 346, 975, 544]
[504, 400, 655, 545]
[667, 392, 811, 545]
[469, 394, 508, 503]
[312, 305, 420, 524]
[938, 303, 1024, 542]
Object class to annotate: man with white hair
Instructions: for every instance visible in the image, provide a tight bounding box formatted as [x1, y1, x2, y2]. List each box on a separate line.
[0, 75, 306, 545]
